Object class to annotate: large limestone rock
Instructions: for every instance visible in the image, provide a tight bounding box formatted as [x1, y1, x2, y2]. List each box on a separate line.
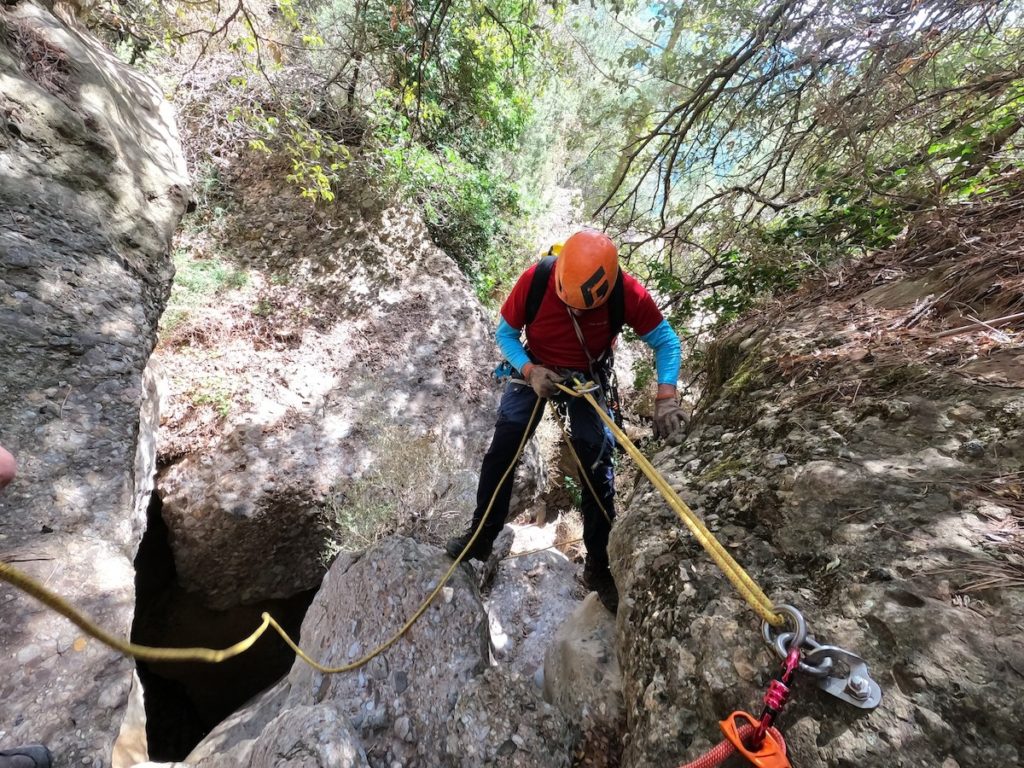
[608, 227, 1024, 767]
[485, 524, 581, 678]
[0, 1, 187, 765]
[185, 536, 493, 768]
[543, 594, 624, 768]
[154, 180, 546, 608]
[246, 704, 369, 768]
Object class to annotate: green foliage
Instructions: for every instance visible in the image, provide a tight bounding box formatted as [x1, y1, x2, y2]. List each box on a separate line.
[742, 77, 1024, 285]
[323, 485, 393, 551]
[351, 0, 545, 155]
[671, 253, 807, 326]
[185, 0, 550, 285]
[345, 0, 551, 293]
[766, 195, 904, 257]
[369, 101, 526, 300]
[162, 249, 248, 332]
[231, 105, 351, 202]
[556, 0, 1024, 331]
[110, 0, 1024, 335]
[251, 298, 274, 318]
[190, 161, 226, 211]
[321, 425, 460, 552]
[562, 474, 582, 510]
[631, 356, 655, 393]
[191, 377, 235, 419]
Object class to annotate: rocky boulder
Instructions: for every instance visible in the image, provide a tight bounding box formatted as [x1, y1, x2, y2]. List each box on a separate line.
[543, 593, 624, 733]
[0, 0, 187, 764]
[246, 704, 369, 768]
[184, 536, 492, 768]
[485, 523, 582, 679]
[445, 667, 578, 768]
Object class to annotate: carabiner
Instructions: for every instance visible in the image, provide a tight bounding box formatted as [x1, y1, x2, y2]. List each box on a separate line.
[564, 373, 601, 395]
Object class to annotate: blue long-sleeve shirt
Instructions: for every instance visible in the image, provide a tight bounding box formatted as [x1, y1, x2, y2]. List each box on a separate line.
[497, 317, 681, 385]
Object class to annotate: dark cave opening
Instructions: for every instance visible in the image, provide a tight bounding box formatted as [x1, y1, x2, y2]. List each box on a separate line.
[131, 491, 318, 761]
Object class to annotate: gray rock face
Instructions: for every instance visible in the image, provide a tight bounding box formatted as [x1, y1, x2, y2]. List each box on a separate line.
[609, 286, 1024, 765]
[485, 529, 580, 678]
[543, 593, 624, 768]
[543, 593, 623, 730]
[159, 701, 369, 768]
[445, 667, 578, 768]
[184, 684, 291, 767]
[247, 704, 370, 768]
[186, 536, 493, 768]
[0, 1, 187, 764]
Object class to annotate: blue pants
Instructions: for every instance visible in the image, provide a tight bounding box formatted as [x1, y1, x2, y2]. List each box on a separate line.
[471, 379, 616, 569]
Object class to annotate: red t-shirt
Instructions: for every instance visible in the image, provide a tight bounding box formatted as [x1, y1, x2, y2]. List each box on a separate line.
[501, 264, 664, 370]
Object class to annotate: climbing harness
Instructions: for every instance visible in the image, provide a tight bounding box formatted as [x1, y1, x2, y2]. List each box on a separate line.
[0, 380, 882, 768]
[564, 309, 625, 435]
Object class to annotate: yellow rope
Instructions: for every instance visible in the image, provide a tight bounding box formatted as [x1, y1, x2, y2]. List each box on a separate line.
[0, 378, 781, 676]
[0, 559, 273, 662]
[0, 398, 545, 671]
[556, 382, 784, 627]
[550, 400, 614, 526]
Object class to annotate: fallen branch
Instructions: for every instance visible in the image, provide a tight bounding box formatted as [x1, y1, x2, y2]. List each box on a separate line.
[931, 311, 1024, 339]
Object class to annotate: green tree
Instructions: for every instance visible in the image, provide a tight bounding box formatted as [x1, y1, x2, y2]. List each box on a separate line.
[557, 0, 1024, 324]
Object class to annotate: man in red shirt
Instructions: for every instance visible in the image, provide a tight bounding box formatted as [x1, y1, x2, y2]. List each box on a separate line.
[446, 230, 686, 612]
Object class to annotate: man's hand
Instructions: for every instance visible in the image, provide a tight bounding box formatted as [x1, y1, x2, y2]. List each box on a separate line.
[523, 364, 564, 398]
[0, 445, 16, 491]
[653, 397, 688, 439]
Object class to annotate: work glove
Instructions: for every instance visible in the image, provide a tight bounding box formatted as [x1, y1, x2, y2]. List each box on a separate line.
[523, 364, 564, 399]
[653, 397, 688, 439]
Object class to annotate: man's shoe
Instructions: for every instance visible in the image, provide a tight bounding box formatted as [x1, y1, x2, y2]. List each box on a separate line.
[444, 530, 492, 562]
[582, 562, 619, 614]
[0, 745, 52, 768]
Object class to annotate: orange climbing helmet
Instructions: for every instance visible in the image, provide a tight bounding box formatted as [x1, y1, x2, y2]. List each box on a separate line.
[554, 230, 620, 310]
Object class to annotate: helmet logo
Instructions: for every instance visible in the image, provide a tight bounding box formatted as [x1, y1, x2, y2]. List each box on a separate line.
[580, 266, 610, 308]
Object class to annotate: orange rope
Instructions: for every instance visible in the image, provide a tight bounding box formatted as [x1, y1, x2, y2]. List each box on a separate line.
[676, 724, 787, 768]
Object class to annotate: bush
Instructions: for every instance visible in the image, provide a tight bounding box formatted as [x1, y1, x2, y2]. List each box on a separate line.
[162, 249, 249, 332]
[320, 424, 468, 554]
[370, 104, 526, 302]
